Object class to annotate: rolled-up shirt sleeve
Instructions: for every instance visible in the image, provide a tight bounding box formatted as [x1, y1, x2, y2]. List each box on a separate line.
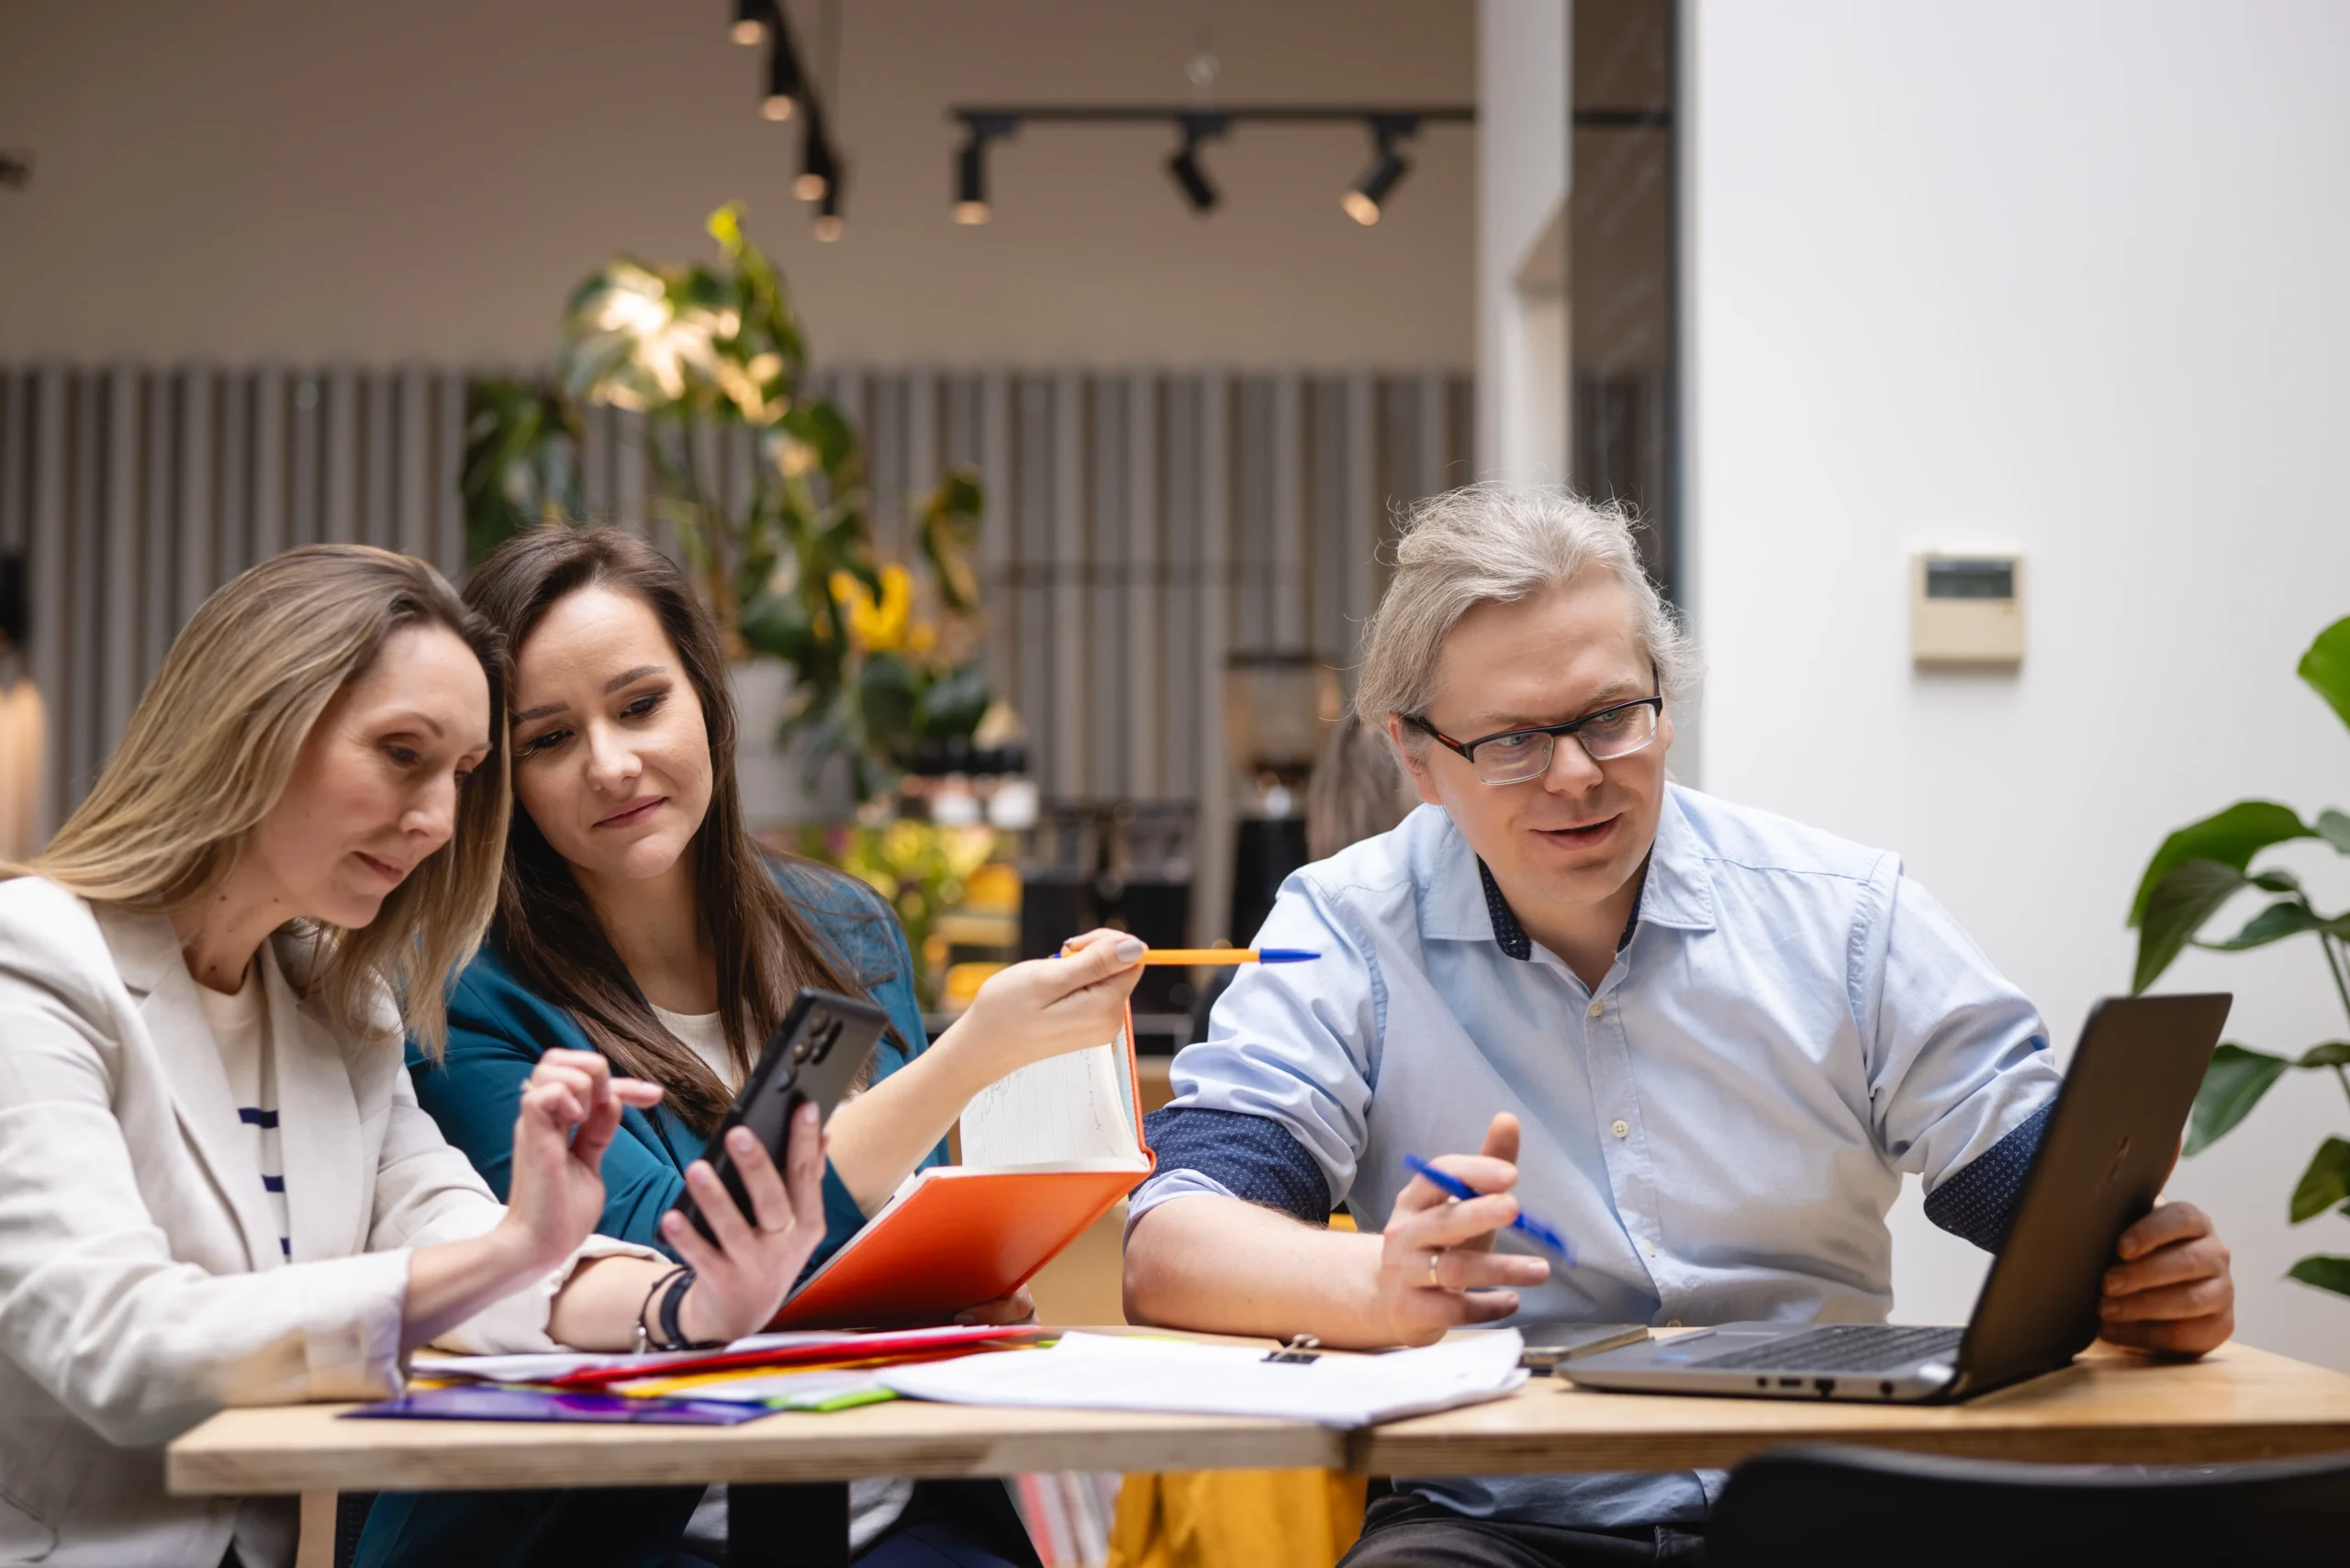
[1853, 868, 2063, 1247]
[1129, 870, 1383, 1228]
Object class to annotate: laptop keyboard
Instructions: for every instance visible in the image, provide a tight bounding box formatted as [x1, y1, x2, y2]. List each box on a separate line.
[1692, 1325, 1964, 1374]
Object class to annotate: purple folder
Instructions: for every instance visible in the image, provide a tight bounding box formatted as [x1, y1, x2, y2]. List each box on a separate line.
[343, 1384, 774, 1426]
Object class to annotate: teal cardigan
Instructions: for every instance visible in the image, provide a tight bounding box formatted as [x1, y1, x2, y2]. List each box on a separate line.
[406, 863, 943, 1265]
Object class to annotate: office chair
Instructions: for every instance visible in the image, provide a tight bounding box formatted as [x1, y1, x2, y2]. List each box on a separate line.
[1708, 1444, 2350, 1567]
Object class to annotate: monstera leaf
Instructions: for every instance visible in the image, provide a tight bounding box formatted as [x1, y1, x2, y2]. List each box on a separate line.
[2127, 802, 2317, 992]
[2299, 615, 2350, 731]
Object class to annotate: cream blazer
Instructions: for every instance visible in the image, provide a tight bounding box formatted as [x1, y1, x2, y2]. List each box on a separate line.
[0, 877, 654, 1567]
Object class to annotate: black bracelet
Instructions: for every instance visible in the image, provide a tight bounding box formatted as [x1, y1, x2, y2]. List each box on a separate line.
[637, 1263, 689, 1352]
[657, 1265, 717, 1350]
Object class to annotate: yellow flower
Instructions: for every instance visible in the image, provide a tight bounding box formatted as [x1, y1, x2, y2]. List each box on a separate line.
[942, 827, 997, 879]
[831, 565, 912, 652]
[881, 818, 928, 868]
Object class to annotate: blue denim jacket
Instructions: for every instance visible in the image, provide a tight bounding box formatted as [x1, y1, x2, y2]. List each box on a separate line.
[406, 861, 938, 1264]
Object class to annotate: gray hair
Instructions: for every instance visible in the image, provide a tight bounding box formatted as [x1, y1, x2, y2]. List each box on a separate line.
[1354, 484, 1698, 746]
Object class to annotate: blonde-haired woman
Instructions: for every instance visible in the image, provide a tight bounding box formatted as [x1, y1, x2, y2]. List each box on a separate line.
[0, 545, 830, 1568]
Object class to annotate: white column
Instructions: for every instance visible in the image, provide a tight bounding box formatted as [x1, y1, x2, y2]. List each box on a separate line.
[1477, 0, 1571, 486]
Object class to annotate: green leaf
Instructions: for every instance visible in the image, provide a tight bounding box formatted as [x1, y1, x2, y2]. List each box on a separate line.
[2298, 1041, 2350, 1068]
[857, 652, 921, 764]
[2184, 1043, 2291, 1156]
[2318, 809, 2350, 856]
[2132, 859, 2249, 993]
[2287, 1255, 2350, 1297]
[2128, 801, 2317, 929]
[917, 466, 986, 613]
[2288, 1137, 2350, 1223]
[738, 588, 812, 666]
[2298, 616, 2350, 732]
[2198, 898, 2331, 952]
[913, 659, 993, 744]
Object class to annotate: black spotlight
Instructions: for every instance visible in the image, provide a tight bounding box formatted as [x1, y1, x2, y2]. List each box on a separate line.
[952, 115, 1014, 225]
[0, 552, 24, 654]
[954, 138, 988, 224]
[814, 170, 845, 242]
[762, 27, 803, 121]
[731, 0, 772, 47]
[1165, 112, 1228, 215]
[796, 110, 837, 202]
[1343, 115, 1419, 226]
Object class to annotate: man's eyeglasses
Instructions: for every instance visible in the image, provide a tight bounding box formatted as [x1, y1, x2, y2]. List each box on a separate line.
[1406, 696, 1664, 786]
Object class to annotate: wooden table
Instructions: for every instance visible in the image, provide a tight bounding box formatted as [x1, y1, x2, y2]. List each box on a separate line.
[169, 1338, 2350, 1566]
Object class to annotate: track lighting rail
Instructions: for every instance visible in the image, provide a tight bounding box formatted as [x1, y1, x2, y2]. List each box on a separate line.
[945, 105, 1664, 225]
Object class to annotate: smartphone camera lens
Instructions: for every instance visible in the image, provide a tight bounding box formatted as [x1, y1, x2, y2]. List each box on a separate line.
[810, 1018, 842, 1063]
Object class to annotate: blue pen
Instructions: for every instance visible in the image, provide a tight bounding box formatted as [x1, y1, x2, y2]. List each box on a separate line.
[1403, 1154, 1577, 1267]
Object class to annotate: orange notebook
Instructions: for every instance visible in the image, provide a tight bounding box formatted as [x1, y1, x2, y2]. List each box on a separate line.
[772, 1005, 1154, 1329]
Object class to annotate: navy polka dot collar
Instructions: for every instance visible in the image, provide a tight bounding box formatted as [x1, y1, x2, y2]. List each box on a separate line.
[1474, 857, 1647, 962]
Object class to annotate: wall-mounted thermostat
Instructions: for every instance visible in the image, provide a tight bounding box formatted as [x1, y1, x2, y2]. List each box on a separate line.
[1911, 553, 2023, 669]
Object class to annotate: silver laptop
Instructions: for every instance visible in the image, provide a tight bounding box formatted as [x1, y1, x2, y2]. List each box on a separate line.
[1561, 993, 2229, 1405]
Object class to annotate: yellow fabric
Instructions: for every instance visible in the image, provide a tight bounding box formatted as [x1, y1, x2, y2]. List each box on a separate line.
[1107, 1214, 1368, 1568]
[1106, 1470, 1368, 1568]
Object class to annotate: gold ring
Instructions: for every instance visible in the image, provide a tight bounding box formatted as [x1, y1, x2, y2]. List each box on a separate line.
[1427, 1249, 1444, 1289]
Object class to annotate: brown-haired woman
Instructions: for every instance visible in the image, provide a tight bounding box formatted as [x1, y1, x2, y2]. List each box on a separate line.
[358, 527, 1143, 1568]
[0, 546, 834, 1568]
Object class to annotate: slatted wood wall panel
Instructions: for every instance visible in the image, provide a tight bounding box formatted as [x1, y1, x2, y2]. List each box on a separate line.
[0, 365, 1473, 928]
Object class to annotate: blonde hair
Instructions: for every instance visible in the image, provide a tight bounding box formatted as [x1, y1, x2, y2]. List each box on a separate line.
[1355, 484, 1697, 749]
[14, 545, 509, 1053]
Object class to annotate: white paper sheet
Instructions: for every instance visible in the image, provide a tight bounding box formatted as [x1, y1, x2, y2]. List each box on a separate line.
[957, 1030, 1141, 1169]
[879, 1330, 1528, 1428]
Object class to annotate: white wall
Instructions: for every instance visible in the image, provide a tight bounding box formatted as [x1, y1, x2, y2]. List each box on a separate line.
[1475, 0, 1569, 482]
[0, 0, 1472, 367]
[1685, 0, 2350, 1369]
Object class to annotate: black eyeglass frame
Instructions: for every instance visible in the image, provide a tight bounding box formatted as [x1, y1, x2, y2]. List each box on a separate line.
[1405, 695, 1666, 774]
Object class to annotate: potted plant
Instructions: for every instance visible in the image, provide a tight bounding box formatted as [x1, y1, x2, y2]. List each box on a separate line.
[462, 203, 991, 811]
[2126, 615, 2350, 1300]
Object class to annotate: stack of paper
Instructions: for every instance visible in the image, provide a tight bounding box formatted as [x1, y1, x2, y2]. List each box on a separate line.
[880, 1330, 1528, 1428]
[425, 1324, 1040, 1390]
[349, 1325, 1047, 1425]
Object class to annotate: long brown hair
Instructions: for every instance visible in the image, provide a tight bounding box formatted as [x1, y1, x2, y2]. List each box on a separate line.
[464, 526, 878, 1133]
[13, 545, 509, 1053]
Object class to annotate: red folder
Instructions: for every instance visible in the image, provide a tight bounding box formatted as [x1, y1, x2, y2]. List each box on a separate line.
[772, 1007, 1155, 1329]
[546, 1324, 1050, 1389]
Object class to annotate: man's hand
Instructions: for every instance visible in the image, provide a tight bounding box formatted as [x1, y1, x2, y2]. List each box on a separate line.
[2098, 1201, 2233, 1356]
[1374, 1112, 1550, 1347]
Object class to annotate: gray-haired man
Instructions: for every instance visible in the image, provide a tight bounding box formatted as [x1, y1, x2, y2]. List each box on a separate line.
[1124, 486, 2232, 1567]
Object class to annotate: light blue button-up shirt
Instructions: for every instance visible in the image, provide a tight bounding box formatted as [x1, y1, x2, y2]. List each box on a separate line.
[1133, 782, 2060, 1527]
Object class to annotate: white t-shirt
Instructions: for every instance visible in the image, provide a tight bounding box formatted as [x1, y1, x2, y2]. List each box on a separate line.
[196, 963, 299, 1568]
[649, 1004, 914, 1552]
[652, 1003, 740, 1092]
[195, 965, 290, 1264]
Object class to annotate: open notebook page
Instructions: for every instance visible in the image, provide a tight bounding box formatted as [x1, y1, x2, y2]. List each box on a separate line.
[958, 1029, 1141, 1168]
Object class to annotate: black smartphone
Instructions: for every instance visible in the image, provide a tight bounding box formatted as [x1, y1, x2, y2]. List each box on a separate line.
[669, 987, 887, 1247]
